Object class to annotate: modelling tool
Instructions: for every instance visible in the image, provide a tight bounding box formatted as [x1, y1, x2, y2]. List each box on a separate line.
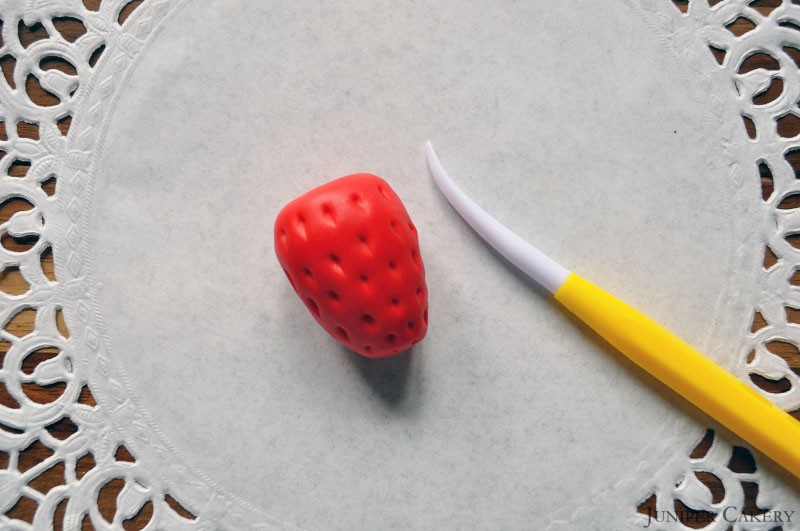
[426, 141, 800, 479]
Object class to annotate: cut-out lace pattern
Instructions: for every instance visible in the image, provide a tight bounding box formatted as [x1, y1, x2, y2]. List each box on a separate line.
[0, 0, 796, 529]
[0, 1, 201, 528]
[636, 1, 800, 529]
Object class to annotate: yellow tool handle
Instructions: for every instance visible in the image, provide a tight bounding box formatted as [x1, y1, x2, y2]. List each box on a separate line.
[555, 273, 800, 477]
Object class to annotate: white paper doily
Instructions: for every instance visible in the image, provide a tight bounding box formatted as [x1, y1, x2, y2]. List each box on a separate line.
[1, 0, 800, 529]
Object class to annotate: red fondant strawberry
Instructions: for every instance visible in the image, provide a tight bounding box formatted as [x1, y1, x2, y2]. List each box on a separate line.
[274, 173, 428, 358]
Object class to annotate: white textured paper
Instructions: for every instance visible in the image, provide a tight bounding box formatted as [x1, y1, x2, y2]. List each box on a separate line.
[84, 1, 761, 529]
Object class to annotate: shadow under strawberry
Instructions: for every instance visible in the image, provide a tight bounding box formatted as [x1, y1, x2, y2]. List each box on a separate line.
[346, 347, 415, 407]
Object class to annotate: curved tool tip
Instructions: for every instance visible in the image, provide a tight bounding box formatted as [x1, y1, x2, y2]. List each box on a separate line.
[423, 141, 569, 294]
[425, 141, 458, 199]
[424, 141, 441, 179]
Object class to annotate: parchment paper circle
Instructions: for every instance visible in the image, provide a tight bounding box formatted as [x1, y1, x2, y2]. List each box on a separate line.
[86, 1, 758, 528]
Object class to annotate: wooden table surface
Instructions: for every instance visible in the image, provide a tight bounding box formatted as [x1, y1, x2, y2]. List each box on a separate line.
[1, 1, 798, 529]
